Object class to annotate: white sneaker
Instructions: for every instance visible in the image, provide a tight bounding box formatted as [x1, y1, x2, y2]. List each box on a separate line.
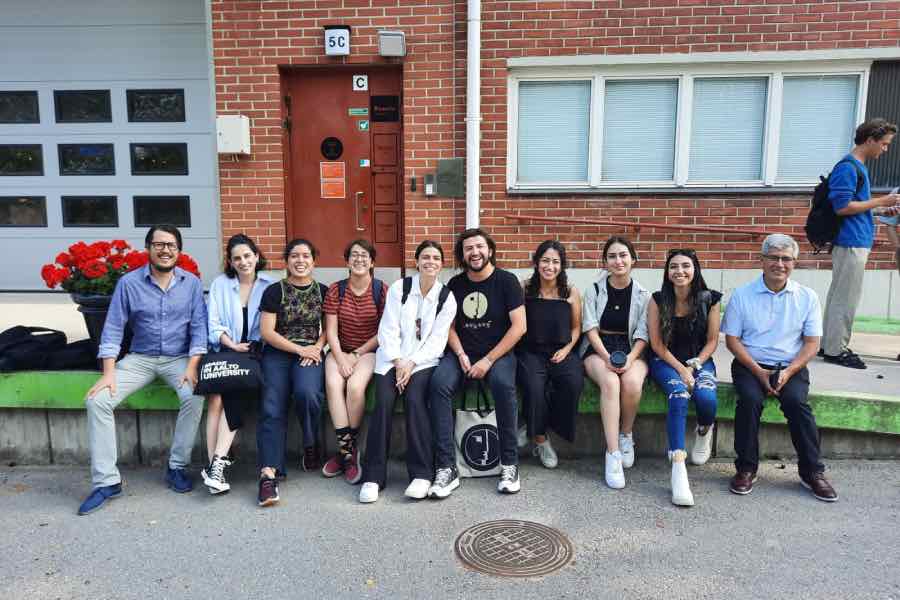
[604, 451, 625, 489]
[497, 464, 521, 494]
[533, 439, 558, 469]
[404, 478, 431, 500]
[202, 455, 230, 494]
[690, 424, 714, 465]
[358, 482, 379, 504]
[619, 433, 635, 468]
[670, 450, 694, 507]
[517, 425, 528, 448]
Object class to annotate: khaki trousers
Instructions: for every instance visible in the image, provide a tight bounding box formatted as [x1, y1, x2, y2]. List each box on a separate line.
[822, 246, 869, 356]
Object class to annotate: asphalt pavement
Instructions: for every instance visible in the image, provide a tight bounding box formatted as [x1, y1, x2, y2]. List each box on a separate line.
[2, 459, 898, 600]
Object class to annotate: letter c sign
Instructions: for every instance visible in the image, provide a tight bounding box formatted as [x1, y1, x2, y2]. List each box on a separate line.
[353, 75, 368, 92]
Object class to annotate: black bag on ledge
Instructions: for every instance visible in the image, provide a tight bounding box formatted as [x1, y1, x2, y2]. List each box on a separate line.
[0, 326, 67, 371]
[195, 345, 264, 395]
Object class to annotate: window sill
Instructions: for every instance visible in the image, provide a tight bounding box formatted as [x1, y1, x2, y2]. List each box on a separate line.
[506, 186, 816, 196]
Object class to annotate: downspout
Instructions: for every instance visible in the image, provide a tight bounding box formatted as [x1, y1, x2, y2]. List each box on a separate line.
[465, 0, 481, 228]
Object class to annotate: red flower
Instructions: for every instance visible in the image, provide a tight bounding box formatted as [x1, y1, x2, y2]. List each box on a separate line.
[68, 241, 90, 261]
[55, 252, 73, 267]
[41, 264, 58, 288]
[90, 241, 112, 257]
[108, 254, 127, 270]
[81, 259, 108, 279]
[176, 254, 201, 277]
[124, 251, 149, 270]
[111, 239, 129, 252]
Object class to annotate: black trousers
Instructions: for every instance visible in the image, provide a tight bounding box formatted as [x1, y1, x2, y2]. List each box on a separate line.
[363, 367, 435, 488]
[731, 359, 825, 478]
[516, 349, 584, 442]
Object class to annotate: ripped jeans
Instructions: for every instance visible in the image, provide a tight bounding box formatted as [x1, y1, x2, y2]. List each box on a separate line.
[649, 357, 718, 452]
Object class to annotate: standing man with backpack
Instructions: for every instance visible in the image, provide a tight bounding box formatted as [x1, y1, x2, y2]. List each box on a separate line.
[821, 118, 899, 369]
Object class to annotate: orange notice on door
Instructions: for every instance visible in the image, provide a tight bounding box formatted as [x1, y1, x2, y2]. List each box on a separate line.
[320, 161, 346, 199]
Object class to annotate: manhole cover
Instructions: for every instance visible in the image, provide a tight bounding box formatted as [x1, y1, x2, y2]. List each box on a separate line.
[454, 520, 574, 578]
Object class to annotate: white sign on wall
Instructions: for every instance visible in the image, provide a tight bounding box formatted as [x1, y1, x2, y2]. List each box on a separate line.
[324, 26, 350, 56]
[352, 74, 368, 91]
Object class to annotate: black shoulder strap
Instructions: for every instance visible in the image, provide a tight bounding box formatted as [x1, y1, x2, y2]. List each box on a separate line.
[338, 278, 348, 305]
[835, 158, 865, 196]
[436, 285, 451, 316]
[594, 281, 600, 296]
[401, 276, 413, 304]
[371, 278, 383, 309]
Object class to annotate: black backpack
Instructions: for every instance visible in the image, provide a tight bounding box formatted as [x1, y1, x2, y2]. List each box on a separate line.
[805, 158, 864, 254]
[0, 326, 68, 372]
[337, 277, 384, 309]
[401, 277, 451, 316]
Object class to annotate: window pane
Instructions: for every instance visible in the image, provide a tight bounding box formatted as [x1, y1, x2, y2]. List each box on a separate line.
[0, 196, 46, 226]
[54, 90, 112, 123]
[127, 89, 186, 122]
[517, 81, 590, 183]
[0, 91, 39, 124]
[689, 77, 767, 181]
[0, 144, 43, 176]
[62, 196, 118, 227]
[130, 143, 189, 175]
[603, 80, 677, 181]
[133, 196, 191, 227]
[778, 75, 858, 182]
[58, 144, 116, 176]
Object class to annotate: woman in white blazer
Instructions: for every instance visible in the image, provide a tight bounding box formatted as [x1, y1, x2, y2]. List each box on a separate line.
[358, 240, 457, 504]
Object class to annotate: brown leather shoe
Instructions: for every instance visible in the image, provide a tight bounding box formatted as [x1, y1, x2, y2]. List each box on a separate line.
[729, 471, 758, 495]
[800, 472, 838, 502]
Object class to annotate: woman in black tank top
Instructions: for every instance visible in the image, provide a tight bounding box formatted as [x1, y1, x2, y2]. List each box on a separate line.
[515, 240, 584, 468]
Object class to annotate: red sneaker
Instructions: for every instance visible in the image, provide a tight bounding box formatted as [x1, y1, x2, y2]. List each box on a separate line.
[321, 454, 343, 478]
[343, 449, 362, 485]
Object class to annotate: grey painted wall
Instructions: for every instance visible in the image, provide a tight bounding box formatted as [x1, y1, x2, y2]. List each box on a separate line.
[0, 0, 218, 289]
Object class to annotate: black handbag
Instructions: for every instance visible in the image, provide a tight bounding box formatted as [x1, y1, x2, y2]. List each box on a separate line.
[0, 326, 67, 372]
[195, 346, 264, 395]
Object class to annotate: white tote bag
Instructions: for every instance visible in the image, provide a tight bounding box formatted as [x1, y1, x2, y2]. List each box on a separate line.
[454, 382, 502, 478]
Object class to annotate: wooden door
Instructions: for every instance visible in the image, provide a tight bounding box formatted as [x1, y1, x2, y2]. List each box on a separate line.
[284, 67, 403, 266]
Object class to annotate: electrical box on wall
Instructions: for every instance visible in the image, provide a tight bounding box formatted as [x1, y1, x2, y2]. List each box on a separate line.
[216, 115, 251, 155]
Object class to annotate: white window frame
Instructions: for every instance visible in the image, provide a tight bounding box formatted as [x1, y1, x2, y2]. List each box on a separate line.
[507, 59, 870, 191]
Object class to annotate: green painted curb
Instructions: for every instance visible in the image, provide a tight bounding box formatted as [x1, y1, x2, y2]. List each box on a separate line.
[0, 371, 897, 435]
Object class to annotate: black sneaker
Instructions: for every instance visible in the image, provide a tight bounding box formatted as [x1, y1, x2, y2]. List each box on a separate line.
[202, 455, 230, 495]
[822, 351, 866, 369]
[427, 466, 460, 499]
[301, 446, 321, 472]
[258, 477, 279, 507]
[497, 464, 521, 494]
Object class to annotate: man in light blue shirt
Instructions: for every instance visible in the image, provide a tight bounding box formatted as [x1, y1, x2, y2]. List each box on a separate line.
[722, 234, 837, 502]
[78, 225, 207, 515]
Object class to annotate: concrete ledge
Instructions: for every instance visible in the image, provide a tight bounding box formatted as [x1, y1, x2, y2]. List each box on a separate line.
[0, 371, 897, 466]
[2, 371, 897, 434]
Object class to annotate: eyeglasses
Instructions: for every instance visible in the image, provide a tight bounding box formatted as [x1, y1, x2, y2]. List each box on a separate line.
[762, 254, 795, 265]
[349, 252, 370, 261]
[150, 241, 178, 251]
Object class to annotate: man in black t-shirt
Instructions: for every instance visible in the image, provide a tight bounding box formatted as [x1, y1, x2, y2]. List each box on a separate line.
[427, 228, 526, 498]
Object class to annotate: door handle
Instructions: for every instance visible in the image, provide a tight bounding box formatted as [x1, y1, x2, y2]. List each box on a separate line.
[354, 191, 366, 231]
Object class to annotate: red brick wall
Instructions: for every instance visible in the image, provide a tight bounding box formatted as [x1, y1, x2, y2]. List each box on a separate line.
[211, 0, 900, 271]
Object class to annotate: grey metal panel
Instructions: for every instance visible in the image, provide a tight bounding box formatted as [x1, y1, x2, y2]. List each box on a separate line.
[865, 61, 900, 189]
[0, 25, 209, 81]
[0, 0, 218, 290]
[1, 0, 204, 26]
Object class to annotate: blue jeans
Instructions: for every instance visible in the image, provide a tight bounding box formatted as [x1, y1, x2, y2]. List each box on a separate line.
[257, 346, 325, 470]
[649, 356, 717, 452]
[428, 352, 519, 468]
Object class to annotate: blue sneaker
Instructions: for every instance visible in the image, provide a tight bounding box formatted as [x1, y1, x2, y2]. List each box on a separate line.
[165, 467, 193, 493]
[77, 483, 123, 515]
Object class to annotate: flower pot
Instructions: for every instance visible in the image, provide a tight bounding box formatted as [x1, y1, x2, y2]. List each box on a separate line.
[71, 293, 131, 359]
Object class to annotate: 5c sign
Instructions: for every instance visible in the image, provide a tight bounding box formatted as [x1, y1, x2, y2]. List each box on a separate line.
[324, 26, 351, 56]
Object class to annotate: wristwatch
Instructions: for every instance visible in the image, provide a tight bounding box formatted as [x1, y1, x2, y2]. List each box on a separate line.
[351, 350, 360, 358]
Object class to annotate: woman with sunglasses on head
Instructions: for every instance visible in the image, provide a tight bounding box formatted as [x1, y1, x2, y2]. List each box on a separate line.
[322, 239, 388, 486]
[516, 240, 583, 469]
[647, 248, 722, 507]
[580, 236, 651, 489]
[358, 240, 456, 503]
[202, 234, 275, 494]
[256, 238, 328, 507]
